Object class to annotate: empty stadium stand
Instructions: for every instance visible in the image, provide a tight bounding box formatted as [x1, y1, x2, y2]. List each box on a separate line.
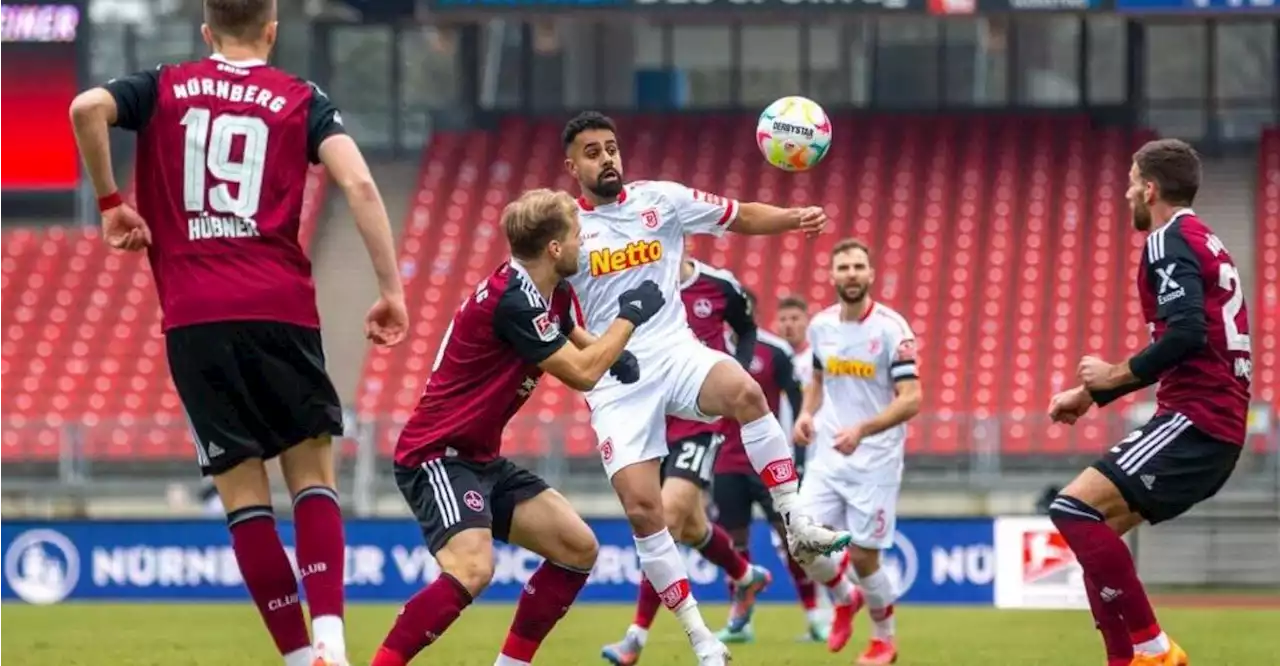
[1, 168, 328, 463]
[354, 114, 1178, 465]
[1256, 127, 1279, 410]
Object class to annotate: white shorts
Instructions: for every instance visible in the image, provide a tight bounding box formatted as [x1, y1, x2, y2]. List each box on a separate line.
[799, 472, 900, 550]
[586, 338, 733, 479]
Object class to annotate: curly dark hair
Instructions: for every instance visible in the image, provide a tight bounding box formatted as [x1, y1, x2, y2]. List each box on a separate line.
[562, 111, 617, 152]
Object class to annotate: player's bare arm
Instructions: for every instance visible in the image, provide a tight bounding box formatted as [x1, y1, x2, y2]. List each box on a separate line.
[318, 135, 408, 346]
[730, 202, 827, 237]
[834, 378, 921, 454]
[69, 86, 152, 251]
[538, 318, 636, 391]
[794, 367, 824, 445]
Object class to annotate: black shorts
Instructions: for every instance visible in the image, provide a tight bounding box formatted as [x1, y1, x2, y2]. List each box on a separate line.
[793, 442, 809, 479]
[395, 456, 550, 554]
[166, 321, 344, 476]
[661, 432, 723, 489]
[712, 472, 781, 532]
[1093, 413, 1241, 525]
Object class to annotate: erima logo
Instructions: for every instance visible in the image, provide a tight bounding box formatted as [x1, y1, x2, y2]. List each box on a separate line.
[1141, 474, 1156, 490]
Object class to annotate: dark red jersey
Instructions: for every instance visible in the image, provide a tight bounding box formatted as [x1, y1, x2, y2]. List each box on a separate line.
[395, 261, 579, 466]
[666, 260, 756, 442]
[104, 55, 345, 331]
[1138, 210, 1251, 446]
[716, 330, 802, 474]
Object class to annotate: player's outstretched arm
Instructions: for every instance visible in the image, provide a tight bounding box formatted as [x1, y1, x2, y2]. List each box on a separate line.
[538, 319, 637, 391]
[318, 136, 403, 302]
[730, 202, 827, 237]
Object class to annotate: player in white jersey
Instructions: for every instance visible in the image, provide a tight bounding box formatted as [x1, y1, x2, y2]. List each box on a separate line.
[793, 239, 922, 666]
[561, 111, 851, 666]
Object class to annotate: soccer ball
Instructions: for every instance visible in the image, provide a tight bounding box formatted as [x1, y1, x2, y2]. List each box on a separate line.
[756, 96, 832, 172]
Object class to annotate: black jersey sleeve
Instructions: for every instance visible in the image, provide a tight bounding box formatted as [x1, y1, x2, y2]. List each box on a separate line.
[1129, 224, 1208, 382]
[556, 282, 578, 336]
[774, 345, 803, 417]
[305, 82, 347, 164]
[103, 66, 161, 131]
[493, 285, 570, 365]
[722, 280, 757, 367]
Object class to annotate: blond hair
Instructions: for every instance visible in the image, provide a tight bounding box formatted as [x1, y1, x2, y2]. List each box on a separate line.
[502, 189, 576, 260]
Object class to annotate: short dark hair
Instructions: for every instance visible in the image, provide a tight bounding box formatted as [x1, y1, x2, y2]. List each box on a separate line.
[831, 238, 871, 262]
[777, 296, 808, 313]
[204, 0, 274, 40]
[1134, 139, 1201, 207]
[562, 111, 616, 151]
[502, 189, 576, 260]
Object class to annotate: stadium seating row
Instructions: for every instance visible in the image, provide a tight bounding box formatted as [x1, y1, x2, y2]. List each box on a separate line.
[2, 120, 1276, 463]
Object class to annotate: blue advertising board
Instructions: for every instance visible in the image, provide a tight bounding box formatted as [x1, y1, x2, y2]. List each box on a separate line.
[1114, 0, 1275, 11]
[2, 517, 994, 605]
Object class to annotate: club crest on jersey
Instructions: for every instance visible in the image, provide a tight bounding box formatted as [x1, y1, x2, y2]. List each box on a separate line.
[532, 312, 558, 342]
[693, 298, 714, 318]
[826, 357, 877, 379]
[589, 240, 663, 277]
[641, 208, 661, 229]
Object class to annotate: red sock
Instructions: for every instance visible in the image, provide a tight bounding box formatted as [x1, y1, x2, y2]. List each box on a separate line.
[788, 554, 818, 611]
[695, 524, 749, 581]
[293, 486, 345, 620]
[373, 573, 473, 666]
[634, 576, 661, 629]
[727, 547, 750, 597]
[1050, 496, 1162, 645]
[227, 507, 311, 656]
[501, 561, 591, 663]
[1085, 574, 1134, 662]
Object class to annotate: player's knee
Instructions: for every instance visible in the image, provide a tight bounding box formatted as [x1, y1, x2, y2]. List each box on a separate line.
[622, 495, 665, 535]
[1047, 493, 1106, 529]
[559, 526, 600, 571]
[727, 378, 769, 421]
[437, 531, 496, 594]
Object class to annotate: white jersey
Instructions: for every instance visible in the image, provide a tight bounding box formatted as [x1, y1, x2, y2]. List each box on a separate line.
[807, 301, 918, 483]
[568, 180, 739, 390]
[793, 347, 814, 389]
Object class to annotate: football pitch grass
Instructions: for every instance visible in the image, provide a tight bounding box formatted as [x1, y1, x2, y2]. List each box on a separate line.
[4, 602, 1278, 665]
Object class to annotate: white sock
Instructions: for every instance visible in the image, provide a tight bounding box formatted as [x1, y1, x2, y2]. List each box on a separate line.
[860, 568, 898, 639]
[627, 624, 649, 647]
[804, 553, 854, 605]
[806, 608, 825, 624]
[740, 415, 800, 509]
[494, 656, 530, 666]
[283, 647, 314, 666]
[1135, 632, 1171, 656]
[311, 614, 345, 653]
[634, 529, 715, 647]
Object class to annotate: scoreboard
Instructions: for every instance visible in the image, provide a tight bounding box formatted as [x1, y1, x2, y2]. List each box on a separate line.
[1, 1, 84, 191]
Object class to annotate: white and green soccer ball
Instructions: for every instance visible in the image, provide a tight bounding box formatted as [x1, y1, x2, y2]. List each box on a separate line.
[756, 96, 833, 172]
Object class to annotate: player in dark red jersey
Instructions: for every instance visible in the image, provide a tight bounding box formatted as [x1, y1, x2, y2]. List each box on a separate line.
[68, 3, 406, 665]
[601, 249, 770, 666]
[1048, 139, 1249, 666]
[372, 189, 665, 666]
[711, 290, 826, 645]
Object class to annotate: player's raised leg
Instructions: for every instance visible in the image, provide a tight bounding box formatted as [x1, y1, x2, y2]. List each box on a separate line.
[498, 486, 598, 666]
[695, 359, 851, 560]
[279, 437, 348, 665]
[372, 461, 497, 666]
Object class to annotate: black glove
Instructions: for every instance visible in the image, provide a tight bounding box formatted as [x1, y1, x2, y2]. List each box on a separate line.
[609, 350, 640, 384]
[616, 280, 666, 326]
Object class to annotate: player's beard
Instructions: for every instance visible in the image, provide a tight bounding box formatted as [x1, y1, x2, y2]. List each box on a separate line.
[837, 282, 868, 305]
[589, 168, 624, 199]
[555, 253, 580, 277]
[1131, 200, 1153, 231]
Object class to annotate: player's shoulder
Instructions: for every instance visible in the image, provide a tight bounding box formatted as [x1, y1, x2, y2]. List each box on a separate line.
[757, 329, 795, 356]
[868, 302, 914, 338]
[811, 304, 842, 326]
[693, 260, 742, 290]
[1146, 210, 1212, 261]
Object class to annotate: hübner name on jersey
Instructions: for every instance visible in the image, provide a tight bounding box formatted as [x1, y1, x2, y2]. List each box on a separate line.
[189, 214, 260, 241]
[171, 77, 289, 113]
[589, 240, 663, 277]
[1157, 287, 1185, 306]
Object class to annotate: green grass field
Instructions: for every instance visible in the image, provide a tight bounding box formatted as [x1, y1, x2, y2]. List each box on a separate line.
[4, 602, 1278, 665]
